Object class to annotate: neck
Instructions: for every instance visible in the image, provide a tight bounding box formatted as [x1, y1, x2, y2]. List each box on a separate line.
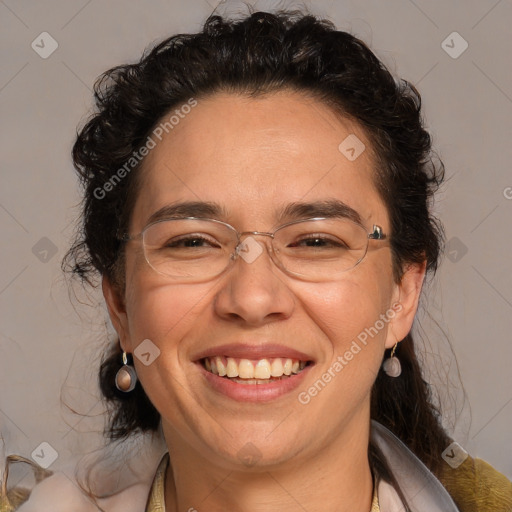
[163, 416, 374, 512]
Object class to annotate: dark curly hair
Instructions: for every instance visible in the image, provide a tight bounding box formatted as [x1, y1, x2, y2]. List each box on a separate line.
[64, 8, 450, 498]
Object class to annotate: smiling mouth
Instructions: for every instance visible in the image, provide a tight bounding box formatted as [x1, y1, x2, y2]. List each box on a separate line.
[200, 356, 312, 384]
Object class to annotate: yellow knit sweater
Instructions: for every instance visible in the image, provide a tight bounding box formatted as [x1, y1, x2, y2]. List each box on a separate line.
[438, 455, 512, 512]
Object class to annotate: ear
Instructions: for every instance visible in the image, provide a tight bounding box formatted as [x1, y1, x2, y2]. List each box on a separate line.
[385, 260, 427, 349]
[102, 275, 131, 351]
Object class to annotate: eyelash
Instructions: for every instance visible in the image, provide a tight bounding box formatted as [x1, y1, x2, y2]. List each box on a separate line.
[162, 234, 348, 249]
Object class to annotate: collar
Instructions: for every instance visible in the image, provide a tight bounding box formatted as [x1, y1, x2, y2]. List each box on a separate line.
[145, 422, 459, 512]
[145, 454, 380, 512]
[371, 420, 460, 511]
[145, 452, 167, 512]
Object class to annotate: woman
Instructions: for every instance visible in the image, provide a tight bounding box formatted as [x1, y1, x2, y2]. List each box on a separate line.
[12, 9, 512, 512]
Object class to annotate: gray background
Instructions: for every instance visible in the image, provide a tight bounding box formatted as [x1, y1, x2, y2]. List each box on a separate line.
[1, 0, 511, 484]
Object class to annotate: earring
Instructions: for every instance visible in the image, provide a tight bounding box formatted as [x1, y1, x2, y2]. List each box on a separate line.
[115, 351, 138, 392]
[382, 342, 402, 377]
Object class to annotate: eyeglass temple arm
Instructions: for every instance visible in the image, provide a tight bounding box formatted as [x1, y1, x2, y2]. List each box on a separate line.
[369, 225, 386, 240]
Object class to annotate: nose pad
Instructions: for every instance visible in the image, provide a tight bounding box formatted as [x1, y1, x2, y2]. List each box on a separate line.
[233, 235, 268, 266]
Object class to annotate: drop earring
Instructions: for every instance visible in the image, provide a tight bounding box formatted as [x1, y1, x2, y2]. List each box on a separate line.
[382, 342, 402, 377]
[115, 351, 138, 392]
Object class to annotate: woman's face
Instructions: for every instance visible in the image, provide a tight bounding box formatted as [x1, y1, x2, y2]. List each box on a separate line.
[104, 90, 423, 469]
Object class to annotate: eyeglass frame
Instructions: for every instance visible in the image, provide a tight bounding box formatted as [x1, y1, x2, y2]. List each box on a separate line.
[118, 216, 388, 281]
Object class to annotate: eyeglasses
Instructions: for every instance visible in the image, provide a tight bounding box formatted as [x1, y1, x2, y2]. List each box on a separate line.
[120, 217, 388, 283]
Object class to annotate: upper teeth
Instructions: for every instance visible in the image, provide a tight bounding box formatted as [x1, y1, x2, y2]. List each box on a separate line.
[203, 357, 307, 379]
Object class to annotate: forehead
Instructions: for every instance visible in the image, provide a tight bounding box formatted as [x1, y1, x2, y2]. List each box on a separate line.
[131, 90, 387, 231]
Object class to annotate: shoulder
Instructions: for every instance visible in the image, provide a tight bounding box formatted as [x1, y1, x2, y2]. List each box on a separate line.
[16, 471, 151, 512]
[439, 455, 512, 512]
[11, 440, 167, 512]
[370, 420, 511, 511]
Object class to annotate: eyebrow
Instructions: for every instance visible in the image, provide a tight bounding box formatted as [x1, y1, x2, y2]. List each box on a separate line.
[146, 199, 362, 227]
[277, 199, 362, 225]
[146, 201, 229, 225]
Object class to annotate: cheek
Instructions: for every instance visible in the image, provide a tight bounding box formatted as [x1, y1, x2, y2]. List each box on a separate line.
[292, 274, 395, 424]
[122, 248, 207, 351]
[300, 270, 394, 353]
[122, 274, 210, 409]
[125, 278, 205, 346]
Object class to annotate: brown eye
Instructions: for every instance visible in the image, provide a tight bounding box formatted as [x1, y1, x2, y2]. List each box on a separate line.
[289, 235, 349, 249]
[163, 235, 220, 249]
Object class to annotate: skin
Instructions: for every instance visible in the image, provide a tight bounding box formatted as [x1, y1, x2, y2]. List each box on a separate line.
[103, 90, 426, 512]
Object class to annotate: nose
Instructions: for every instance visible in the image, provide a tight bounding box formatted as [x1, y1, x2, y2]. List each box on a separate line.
[213, 234, 295, 326]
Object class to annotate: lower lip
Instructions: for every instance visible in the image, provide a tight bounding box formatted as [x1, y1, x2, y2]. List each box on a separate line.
[197, 362, 313, 402]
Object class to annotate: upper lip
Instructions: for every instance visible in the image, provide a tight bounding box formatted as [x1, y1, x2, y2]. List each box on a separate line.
[192, 343, 316, 362]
